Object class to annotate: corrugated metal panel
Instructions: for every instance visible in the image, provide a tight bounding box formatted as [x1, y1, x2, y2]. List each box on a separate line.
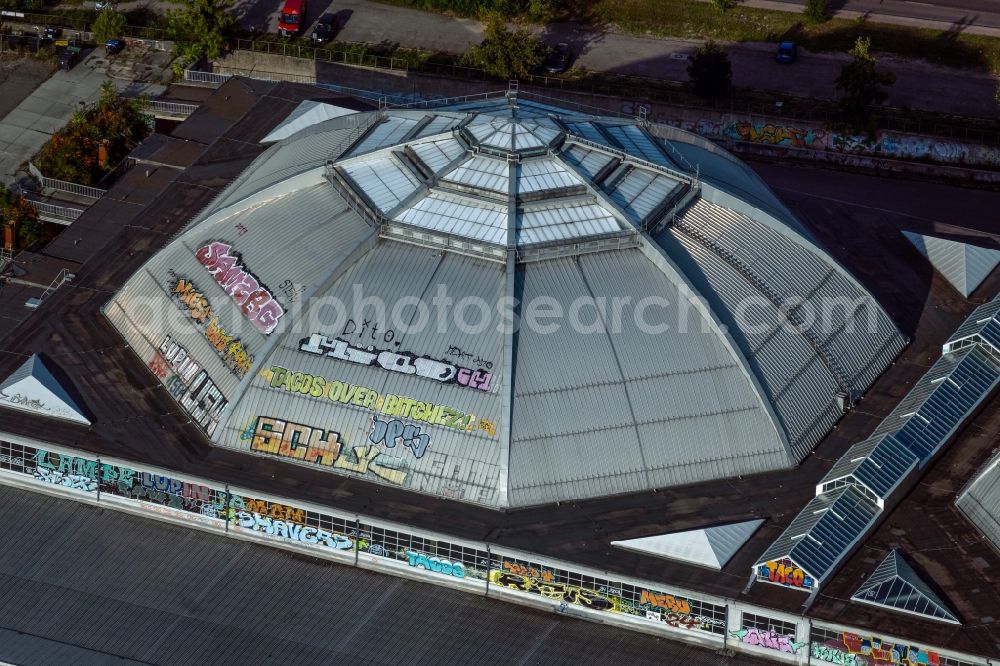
[608, 168, 681, 222]
[957, 451, 1000, 552]
[394, 192, 507, 244]
[517, 158, 583, 193]
[903, 231, 1000, 297]
[349, 116, 419, 156]
[442, 154, 509, 193]
[612, 520, 763, 569]
[508, 250, 790, 506]
[340, 155, 420, 213]
[261, 100, 359, 143]
[516, 202, 621, 245]
[410, 137, 467, 174]
[218, 242, 507, 507]
[561, 144, 616, 180]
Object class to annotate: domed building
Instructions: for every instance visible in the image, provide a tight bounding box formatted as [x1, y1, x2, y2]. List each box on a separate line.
[104, 94, 906, 509]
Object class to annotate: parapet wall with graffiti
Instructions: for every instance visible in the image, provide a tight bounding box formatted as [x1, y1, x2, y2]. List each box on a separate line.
[676, 118, 1000, 171]
[0, 435, 990, 666]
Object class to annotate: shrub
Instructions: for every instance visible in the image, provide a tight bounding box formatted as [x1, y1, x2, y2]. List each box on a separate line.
[460, 12, 543, 79]
[93, 9, 126, 42]
[804, 0, 829, 23]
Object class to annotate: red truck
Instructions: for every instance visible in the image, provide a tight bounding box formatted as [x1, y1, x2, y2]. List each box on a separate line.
[278, 0, 306, 37]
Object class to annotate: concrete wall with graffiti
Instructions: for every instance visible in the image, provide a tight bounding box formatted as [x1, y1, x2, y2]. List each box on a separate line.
[0, 435, 990, 666]
[676, 118, 1000, 170]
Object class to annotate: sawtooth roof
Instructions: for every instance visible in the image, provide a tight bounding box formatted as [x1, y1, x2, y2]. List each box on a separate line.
[101, 96, 907, 509]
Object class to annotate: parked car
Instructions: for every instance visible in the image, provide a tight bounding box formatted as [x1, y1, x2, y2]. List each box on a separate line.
[278, 0, 306, 37]
[57, 45, 81, 70]
[105, 38, 125, 55]
[41, 26, 62, 44]
[776, 41, 797, 64]
[543, 42, 570, 74]
[311, 13, 337, 44]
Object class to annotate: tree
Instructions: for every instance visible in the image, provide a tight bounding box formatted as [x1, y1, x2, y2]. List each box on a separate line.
[461, 12, 543, 80]
[804, 0, 829, 23]
[687, 41, 732, 99]
[165, 0, 236, 76]
[35, 81, 150, 185]
[834, 37, 896, 139]
[0, 185, 42, 251]
[93, 9, 127, 43]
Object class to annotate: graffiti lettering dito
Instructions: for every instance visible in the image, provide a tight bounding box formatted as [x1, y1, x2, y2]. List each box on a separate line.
[488, 570, 618, 611]
[300, 333, 494, 393]
[233, 511, 353, 550]
[250, 416, 408, 485]
[406, 550, 466, 578]
[368, 416, 430, 459]
[730, 628, 806, 654]
[757, 558, 814, 589]
[261, 366, 496, 437]
[156, 336, 228, 437]
[445, 345, 493, 370]
[33, 467, 98, 491]
[195, 241, 284, 335]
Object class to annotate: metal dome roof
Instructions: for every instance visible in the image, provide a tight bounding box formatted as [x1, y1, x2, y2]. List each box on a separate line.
[104, 94, 907, 509]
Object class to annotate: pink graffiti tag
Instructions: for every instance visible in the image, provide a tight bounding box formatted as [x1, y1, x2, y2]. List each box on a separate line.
[195, 241, 285, 335]
[730, 628, 806, 654]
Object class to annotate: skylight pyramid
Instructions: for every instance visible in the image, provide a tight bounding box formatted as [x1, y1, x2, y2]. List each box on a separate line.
[261, 100, 359, 143]
[611, 520, 763, 569]
[851, 550, 959, 624]
[903, 231, 1000, 298]
[0, 354, 90, 425]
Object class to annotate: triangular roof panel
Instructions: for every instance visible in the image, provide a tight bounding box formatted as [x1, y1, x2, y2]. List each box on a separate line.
[0, 355, 90, 425]
[261, 100, 360, 143]
[903, 231, 1000, 297]
[611, 520, 763, 569]
[851, 550, 959, 624]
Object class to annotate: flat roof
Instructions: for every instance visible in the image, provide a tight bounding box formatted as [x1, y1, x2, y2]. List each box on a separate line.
[0, 81, 998, 659]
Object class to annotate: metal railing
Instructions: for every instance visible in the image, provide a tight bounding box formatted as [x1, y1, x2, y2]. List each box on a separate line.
[145, 100, 198, 118]
[183, 69, 233, 86]
[29, 200, 84, 225]
[28, 162, 108, 200]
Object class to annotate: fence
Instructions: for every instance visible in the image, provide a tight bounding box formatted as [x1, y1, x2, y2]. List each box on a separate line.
[144, 100, 198, 118]
[0, 434, 993, 666]
[28, 162, 107, 200]
[28, 199, 84, 225]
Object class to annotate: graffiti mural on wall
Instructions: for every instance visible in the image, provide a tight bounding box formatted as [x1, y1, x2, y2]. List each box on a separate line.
[489, 570, 620, 611]
[300, 332, 494, 393]
[247, 416, 409, 485]
[731, 628, 806, 654]
[195, 241, 285, 335]
[168, 273, 255, 379]
[406, 550, 466, 578]
[260, 365, 497, 437]
[757, 558, 815, 589]
[681, 118, 1000, 168]
[369, 416, 431, 459]
[233, 511, 354, 550]
[812, 632, 941, 666]
[152, 336, 228, 437]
